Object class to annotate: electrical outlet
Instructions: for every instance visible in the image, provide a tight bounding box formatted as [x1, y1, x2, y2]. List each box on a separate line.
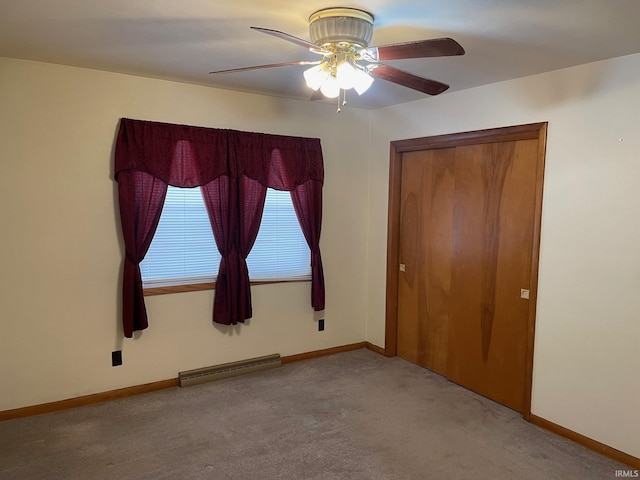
[318, 319, 325, 331]
[112, 350, 122, 366]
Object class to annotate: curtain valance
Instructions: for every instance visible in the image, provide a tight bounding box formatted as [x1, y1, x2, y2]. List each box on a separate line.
[115, 118, 324, 188]
[229, 130, 324, 190]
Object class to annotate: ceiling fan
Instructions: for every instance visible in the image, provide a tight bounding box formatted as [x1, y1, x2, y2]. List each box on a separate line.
[210, 7, 465, 107]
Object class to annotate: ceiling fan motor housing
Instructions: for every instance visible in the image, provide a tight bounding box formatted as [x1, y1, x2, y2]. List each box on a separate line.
[309, 8, 374, 48]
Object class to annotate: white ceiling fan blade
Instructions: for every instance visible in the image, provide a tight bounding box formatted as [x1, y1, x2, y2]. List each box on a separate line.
[250, 27, 329, 54]
[210, 61, 320, 75]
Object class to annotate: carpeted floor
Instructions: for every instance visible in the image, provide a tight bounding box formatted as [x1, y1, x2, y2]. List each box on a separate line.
[0, 349, 626, 479]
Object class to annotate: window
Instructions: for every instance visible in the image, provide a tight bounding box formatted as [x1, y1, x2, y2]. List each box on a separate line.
[116, 119, 325, 334]
[141, 185, 310, 288]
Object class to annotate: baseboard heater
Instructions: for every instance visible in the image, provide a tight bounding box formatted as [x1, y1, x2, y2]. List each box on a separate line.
[178, 353, 281, 387]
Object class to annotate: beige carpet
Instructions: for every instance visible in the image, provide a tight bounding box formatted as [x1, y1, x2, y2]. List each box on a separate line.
[0, 349, 625, 479]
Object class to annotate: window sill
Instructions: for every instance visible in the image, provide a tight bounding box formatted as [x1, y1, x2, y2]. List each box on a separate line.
[143, 279, 311, 297]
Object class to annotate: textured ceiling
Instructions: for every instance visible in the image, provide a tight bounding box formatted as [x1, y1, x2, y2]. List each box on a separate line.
[2, 0, 640, 109]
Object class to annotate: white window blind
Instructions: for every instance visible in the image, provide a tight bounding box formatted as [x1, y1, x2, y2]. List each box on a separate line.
[141, 186, 219, 287]
[140, 186, 311, 287]
[247, 189, 311, 281]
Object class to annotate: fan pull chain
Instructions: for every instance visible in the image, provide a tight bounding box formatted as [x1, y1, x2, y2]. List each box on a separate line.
[337, 89, 347, 113]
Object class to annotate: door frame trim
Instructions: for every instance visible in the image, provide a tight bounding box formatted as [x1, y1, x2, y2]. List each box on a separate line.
[384, 122, 548, 420]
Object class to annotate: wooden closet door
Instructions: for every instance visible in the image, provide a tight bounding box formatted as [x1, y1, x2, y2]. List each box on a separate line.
[388, 123, 546, 417]
[397, 148, 455, 375]
[447, 139, 538, 412]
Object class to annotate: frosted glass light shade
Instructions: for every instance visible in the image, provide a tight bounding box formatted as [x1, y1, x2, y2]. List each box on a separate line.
[336, 61, 356, 90]
[320, 77, 340, 98]
[353, 69, 374, 95]
[303, 64, 328, 91]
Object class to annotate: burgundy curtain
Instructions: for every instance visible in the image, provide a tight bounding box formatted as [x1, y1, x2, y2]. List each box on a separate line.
[201, 176, 267, 326]
[215, 130, 326, 322]
[291, 180, 325, 310]
[115, 119, 229, 336]
[236, 176, 268, 321]
[117, 170, 167, 337]
[115, 118, 325, 335]
[201, 177, 236, 324]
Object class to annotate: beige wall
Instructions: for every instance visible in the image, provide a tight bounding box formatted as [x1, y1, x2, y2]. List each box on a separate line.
[0, 57, 371, 411]
[366, 53, 640, 458]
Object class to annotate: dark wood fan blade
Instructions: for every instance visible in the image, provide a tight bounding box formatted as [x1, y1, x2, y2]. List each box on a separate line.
[369, 65, 450, 95]
[250, 27, 325, 52]
[210, 61, 319, 75]
[364, 38, 464, 62]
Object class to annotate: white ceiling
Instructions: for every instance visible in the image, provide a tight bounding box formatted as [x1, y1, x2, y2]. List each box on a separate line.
[2, 0, 640, 109]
